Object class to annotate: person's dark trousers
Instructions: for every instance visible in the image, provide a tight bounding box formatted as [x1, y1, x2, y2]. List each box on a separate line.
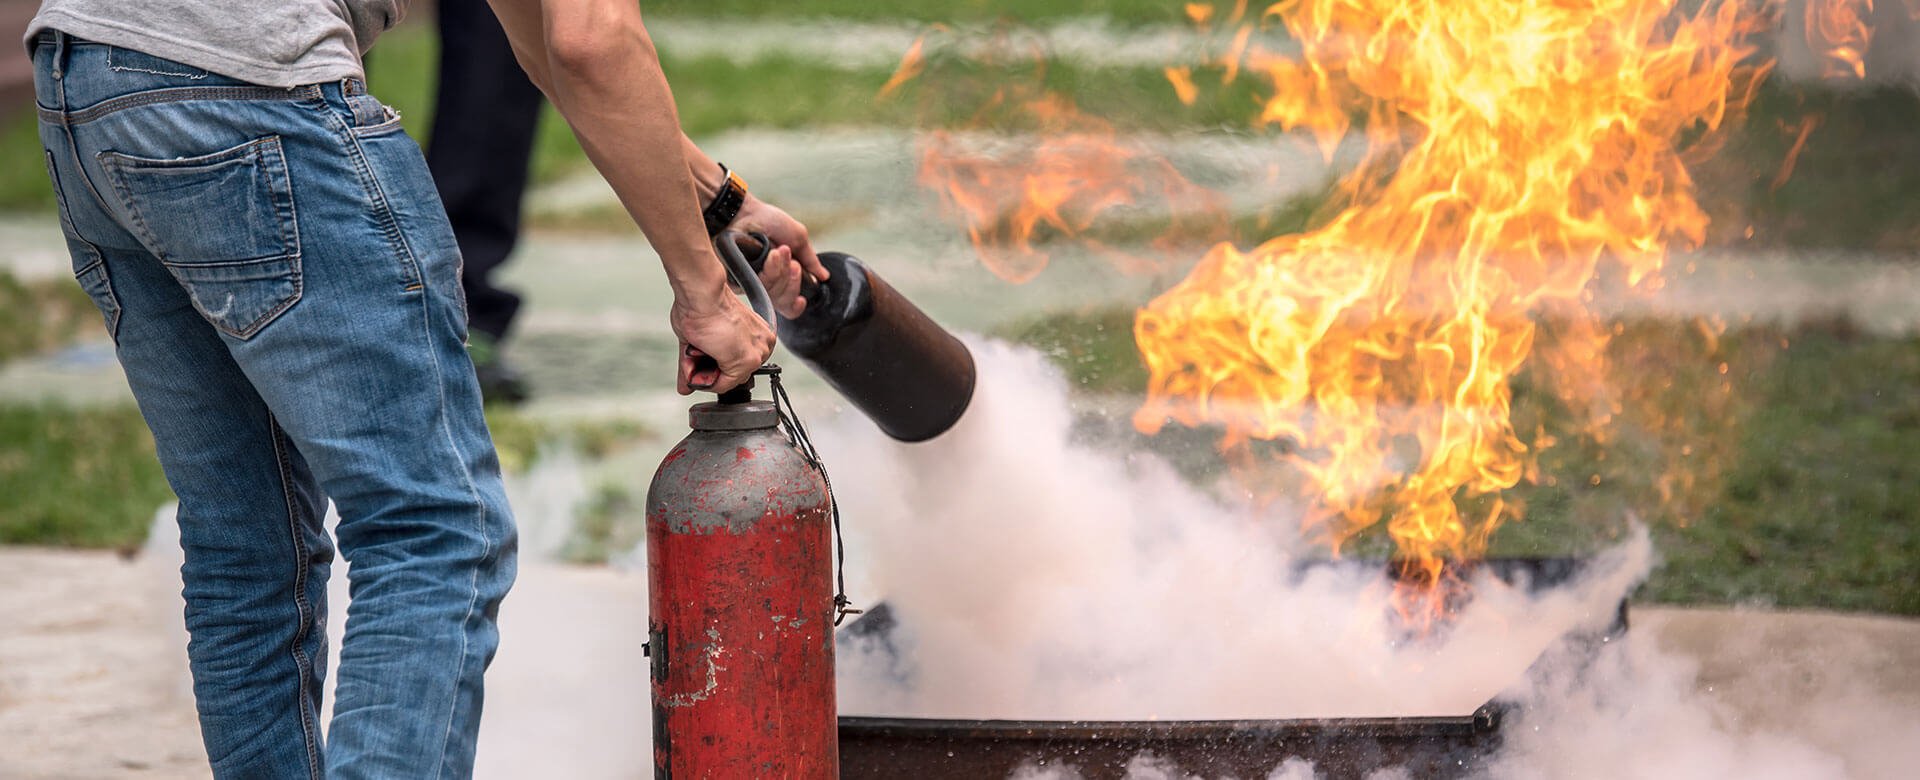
[427, 0, 545, 345]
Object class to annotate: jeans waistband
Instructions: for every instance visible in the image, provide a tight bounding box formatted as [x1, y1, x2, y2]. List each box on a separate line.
[35, 29, 366, 96]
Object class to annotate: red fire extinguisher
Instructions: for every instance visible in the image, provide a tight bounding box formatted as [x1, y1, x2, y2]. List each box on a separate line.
[644, 237, 841, 778]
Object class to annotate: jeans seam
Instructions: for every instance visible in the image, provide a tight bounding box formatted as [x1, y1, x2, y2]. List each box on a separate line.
[312, 100, 425, 291]
[75, 261, 119, 340]
[313, 95, 481, 775]
[223, 271, 303, 339]
[427, 293, 491, 780]
[42, 150, 118, 338]
[40, 84, 319, 127]
[107, 46, 207, 80]
[97, 154, 169, 266]
[270, 417, 324, 780]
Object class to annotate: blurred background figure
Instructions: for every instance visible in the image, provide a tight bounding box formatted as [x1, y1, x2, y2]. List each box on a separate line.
[428, 0, 544, 404]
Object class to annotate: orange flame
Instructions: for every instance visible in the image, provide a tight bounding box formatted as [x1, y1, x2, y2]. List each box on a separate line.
[1805, 0, 1875, 80]
[890, 1, 1773, 627]
[880, 25, 1228, 283]
[877, 34, 930, 100]
[1771, 115, 1821, 191]
[1186, 2, 1217, 28]
[917, 95, 1224, 283]
[1132, 0, 1768, 623]
[1166, 66, 1200, 105]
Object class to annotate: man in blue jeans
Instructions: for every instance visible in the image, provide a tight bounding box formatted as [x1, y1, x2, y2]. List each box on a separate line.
[26, 0, 823, 776]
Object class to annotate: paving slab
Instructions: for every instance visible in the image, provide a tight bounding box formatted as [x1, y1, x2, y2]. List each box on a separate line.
[1634, 605, 1920, 779]
[0, 547, 207, 780]
[3, 544, 1916, 779]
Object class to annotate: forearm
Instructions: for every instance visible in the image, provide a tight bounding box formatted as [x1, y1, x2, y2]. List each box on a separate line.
[682, 134, 726, 202]
[486, 0, 725, 298]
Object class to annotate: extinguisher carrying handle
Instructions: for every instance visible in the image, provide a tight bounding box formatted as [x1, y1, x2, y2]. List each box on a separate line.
[713, 230, 779, 331]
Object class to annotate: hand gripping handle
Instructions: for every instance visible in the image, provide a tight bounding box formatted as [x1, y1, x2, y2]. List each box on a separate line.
[685, 231, 778, 395]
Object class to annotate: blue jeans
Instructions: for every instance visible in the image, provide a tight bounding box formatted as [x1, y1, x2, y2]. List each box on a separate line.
[33, 33, 517, 779]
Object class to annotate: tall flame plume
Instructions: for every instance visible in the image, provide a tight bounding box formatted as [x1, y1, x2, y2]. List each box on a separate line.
[897, 0, 1777, 624]
[1806, 0, 1875, 79]
[1132, 0, 1769, 619]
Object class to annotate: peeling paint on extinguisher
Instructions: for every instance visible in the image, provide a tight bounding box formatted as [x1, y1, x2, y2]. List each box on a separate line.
[645, 402, 839, 777]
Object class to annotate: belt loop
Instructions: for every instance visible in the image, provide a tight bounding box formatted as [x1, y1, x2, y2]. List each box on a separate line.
[49, 30, 68, 80]
[49, 29, 113, 218]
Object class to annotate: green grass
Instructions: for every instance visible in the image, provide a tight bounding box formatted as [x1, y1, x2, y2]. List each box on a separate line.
[0, 403, 173, 549]
[1002, 306, 1151, 394]
[0, 112, 55, 211]
[0, 270, 97, 364]
[1695, 79, 1920, 251]
[0, 273, 167, 549]
[0, 402, 646, 550]
[11, 13, 1918, 258]
[1637, 322, 1920, 613]
[641, 0, 1190, 26]
[355, 22, 1274, 193]
[1000, 309, 1920, 615]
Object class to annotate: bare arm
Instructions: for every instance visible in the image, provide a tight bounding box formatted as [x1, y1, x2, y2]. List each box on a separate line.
[484, 0, 767, 393]
[679, 136, 830, 318]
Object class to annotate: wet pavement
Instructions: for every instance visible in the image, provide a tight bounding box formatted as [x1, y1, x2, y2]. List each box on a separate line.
[3, 544, 1917, 779]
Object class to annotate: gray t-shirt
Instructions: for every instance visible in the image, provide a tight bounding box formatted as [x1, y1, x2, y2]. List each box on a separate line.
[25, 1, 408, 88]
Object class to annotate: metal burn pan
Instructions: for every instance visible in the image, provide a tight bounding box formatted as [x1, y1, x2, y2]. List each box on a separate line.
[836, 557, 1627, 780]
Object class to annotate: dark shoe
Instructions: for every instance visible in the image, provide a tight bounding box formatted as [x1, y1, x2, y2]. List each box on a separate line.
[469, 333, 531, 405]
[475, 360, 531, 405]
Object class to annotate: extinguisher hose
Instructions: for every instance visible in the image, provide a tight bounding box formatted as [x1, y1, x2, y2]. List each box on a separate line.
[761, 364, 863, 626]
[717, 230, 862, 626]
[713, 231, 779, 330]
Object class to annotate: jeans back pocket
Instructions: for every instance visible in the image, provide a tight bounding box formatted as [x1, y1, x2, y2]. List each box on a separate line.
[99, 135, 302, 338]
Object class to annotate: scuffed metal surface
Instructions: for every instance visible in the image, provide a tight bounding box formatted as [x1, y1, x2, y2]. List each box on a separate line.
[661, 627, 728, 708]
[647, 427, 829, 535]
[647, 416, 839, 778]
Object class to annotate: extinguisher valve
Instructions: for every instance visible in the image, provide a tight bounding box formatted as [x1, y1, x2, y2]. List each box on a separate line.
[717, 381, 753, 405]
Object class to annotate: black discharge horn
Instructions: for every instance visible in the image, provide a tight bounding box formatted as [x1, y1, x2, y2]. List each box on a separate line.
[718, 231, 976, 442]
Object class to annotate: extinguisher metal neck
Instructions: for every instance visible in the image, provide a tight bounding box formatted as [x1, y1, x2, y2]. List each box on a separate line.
[716, 380, 753, 405]
[689, 398, 780, 431]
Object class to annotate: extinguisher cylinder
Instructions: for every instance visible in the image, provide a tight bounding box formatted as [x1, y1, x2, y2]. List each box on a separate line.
[645, 398, 837, 778]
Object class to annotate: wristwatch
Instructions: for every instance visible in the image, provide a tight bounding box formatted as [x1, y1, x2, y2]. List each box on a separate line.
[702, 163, 748, 237]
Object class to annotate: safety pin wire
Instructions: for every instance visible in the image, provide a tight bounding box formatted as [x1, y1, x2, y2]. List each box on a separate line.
[760, 366, 862, 626]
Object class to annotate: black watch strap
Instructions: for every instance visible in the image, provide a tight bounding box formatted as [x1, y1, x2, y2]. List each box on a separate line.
[702, 163, 748, 237]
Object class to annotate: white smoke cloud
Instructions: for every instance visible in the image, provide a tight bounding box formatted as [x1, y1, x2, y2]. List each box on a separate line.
[821, 340, 1913, 778]
[828, 340, 1637, 722]
[120, 338, 1913, 778]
